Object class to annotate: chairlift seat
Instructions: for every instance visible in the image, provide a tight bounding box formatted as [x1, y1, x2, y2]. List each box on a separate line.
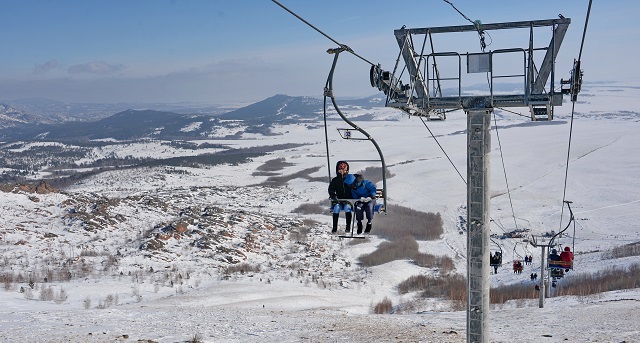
[328, 188, 385, 213]
[548, 260, 573, 270]
[550, 269, 565, 278]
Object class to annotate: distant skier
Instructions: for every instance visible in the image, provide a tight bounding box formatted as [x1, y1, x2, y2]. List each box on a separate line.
[490, 252, 501, 274]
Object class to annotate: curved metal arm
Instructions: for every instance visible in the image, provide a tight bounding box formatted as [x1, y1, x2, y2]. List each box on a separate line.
[324, 49, 388, 213]
[549, 200, 575, 247]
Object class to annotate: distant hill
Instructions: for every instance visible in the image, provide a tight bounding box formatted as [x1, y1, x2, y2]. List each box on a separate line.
[218, 94, 323, 123]
[0, 94, 386, 141]
[0, 103, 56, 129]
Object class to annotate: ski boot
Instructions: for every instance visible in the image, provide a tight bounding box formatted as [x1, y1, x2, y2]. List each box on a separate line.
[365, 222, 372, 233]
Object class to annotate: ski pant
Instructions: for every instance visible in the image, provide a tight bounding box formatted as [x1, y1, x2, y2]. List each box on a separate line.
[331, 202, 352, 214]
[354, 200, 375, 223]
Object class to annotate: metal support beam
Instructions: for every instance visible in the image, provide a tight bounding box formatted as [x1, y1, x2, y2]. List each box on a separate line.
[532, 22, 570, 94]
[395, 18, 571, 35]
[394, 32, 429, 101]
[539, 245, 546, 308]
[466, 107, 492, 343]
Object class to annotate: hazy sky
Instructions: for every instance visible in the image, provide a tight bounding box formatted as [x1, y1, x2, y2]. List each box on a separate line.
[0, 0, 636, 104]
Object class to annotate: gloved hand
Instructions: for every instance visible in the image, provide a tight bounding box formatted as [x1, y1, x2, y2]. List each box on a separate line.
[360, 197, 371, 202]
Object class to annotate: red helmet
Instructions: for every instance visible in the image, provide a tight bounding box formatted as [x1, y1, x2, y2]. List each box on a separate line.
[564, 246, 571, 252]
[335, 161, 349, 174]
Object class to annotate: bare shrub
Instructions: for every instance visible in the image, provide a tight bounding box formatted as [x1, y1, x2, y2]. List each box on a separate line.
[131, 286, 142, 302]
[188, 333, 204, 343]
[490, 283, 537, 304]
[397, 273, 466, 302]
[223, 263, 260, 275]
[359, 235, 418, 267]
[1, 272, 14, 291]
[358, 235, 454, 270]
[289, 227, 309, 242]
[83, 296, 91, 309]
[104, 294, 115, 308]
[80, 249, 99, 257]
[254, 157, 294, 172]
[413, 253, 455, 273]
[39, 286, 54, 301]
[449, 299, 466, 311]
[413, 253, 436, 267]
[57, 267, 73, 282]
[374, 205, 443, 241]
[260, 167, 322, 187]
[554, 263, 640, 297]
[55, 287, 68, 304]
[24, 288, 34, 300]
[373, 297, 393, 314]
[488, 263, 640, 304]
[438, 256, 456, 273]
[302, 219, 320, 226]
[355, 166, 394, 186]
[103, 254, 118, 271]
[603, 242, 640, 259]
[292, 203, 325, 215]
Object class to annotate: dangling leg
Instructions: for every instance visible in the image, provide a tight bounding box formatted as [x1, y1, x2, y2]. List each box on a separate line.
[364, 201, 375, 233]
[344, 203, 352, 233]
[332, 213, 339, 233]
[354, 202, 364, 234]
[331, 203, 341, 234]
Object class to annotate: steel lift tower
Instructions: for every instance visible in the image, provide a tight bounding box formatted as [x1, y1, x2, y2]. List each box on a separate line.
[371, 17, 581, 343]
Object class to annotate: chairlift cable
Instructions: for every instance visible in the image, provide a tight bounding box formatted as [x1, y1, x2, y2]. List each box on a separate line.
[419, 115, 510, 238]
[418, 117, 466, 184]
[496, 107, 529, 119]
[441, 0, 487, 51]
[577, 0, 593, 62]
[271, 0, 376, 67]
[559, 0, 592, 229]
[492, 113, 519, 231]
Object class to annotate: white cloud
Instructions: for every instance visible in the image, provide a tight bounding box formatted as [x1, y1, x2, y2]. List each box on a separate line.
[68, 61, 126, 75]
[32, 59, 60, 75]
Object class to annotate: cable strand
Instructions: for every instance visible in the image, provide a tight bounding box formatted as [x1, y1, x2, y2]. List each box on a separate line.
[271, 0, 376, 66]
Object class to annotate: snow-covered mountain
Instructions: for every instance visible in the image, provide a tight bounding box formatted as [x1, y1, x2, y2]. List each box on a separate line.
[0, 94, 389, 141]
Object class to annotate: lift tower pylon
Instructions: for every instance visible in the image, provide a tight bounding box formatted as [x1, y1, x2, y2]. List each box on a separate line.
[371, 18, 575, 343]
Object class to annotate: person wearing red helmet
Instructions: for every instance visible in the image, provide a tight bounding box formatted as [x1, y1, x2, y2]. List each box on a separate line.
[559, 246, 574, 262]
[328, 161, 354, 233]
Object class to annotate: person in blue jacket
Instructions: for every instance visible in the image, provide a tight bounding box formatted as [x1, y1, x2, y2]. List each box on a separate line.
[347, 174, 377, 234]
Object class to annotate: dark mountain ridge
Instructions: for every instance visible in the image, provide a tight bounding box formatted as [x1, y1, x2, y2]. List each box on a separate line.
[0, 94, 386, 142]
